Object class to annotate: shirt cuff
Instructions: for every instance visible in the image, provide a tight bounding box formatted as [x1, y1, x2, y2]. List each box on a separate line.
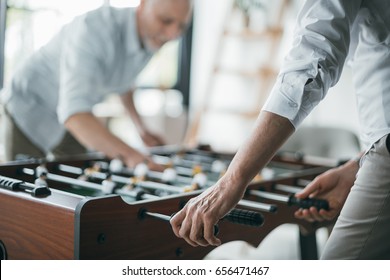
[57, 102, 93, 124]
[262, 74, 306, 128]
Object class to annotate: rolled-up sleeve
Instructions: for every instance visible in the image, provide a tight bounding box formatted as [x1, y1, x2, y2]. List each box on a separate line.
[57, 17, 108, 124]
[262, 0, 362, 127]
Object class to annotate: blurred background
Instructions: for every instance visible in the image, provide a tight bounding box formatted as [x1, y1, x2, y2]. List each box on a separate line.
[0, 0, 360, 158]
[0, 0, 361, 259]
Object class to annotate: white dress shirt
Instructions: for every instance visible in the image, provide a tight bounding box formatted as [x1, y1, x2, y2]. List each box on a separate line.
[2, 6, 154, 152]
[262, 0, 390, 150]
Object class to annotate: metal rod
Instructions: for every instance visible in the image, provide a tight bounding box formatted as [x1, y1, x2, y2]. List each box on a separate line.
[136, 181, 187, 194]
[238, 199, 277, 213]
[144, 211, 171, 222]
[115, 189, 159, 200]
[250, 189, 288, 203]
[274, 183, 303, 194]
[22, 168, 102, 191]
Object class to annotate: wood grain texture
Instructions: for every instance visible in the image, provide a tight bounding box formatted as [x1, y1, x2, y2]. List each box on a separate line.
[0, 188, 80, 259]
[0, 154, 335, 259]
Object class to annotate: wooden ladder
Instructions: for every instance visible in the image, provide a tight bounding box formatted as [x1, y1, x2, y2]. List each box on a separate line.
[184, 0, 290, 147]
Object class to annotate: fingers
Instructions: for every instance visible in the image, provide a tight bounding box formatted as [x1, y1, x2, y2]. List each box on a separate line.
[170, 205, 221, 247]
[142, 133, 166, 147]
[124, 154, 164, 171]
[171, 210, 199, 247]
[295, 183, 319, 199]
[294, 207, 324, 222]
[295, 176, 323, 199]
[146, 158, 165, 172]
[153, 135, 166, 146]
[170, 210, 185, 238]
[203, 219, 221, 246]
[294, 206, 337, 222]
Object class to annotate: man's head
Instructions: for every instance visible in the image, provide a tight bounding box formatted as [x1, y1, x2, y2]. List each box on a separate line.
[137, 0, 193, 51]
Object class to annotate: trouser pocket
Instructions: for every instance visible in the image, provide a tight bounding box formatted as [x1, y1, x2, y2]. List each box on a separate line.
[386, 134, 390, 154]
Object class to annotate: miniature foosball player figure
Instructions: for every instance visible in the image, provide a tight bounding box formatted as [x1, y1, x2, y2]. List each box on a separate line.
[101, 175, 116, 195]
[161, 164, 178, 184]
[78, 162, 102, 181]
[109, 158, 124, 174]
[34, 164, 49, 188]
[168, 162, 208, 193]
[211, 159, 228, 177]
[185, 172, 208, 192]
[133, 161, 149, 182]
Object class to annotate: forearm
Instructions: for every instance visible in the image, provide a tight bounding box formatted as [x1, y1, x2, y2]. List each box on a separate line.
[120, 90, 146, 134]
[120, 90, 165, 147]
[64, 112, 137, 160]
[222, 111, 295, 192]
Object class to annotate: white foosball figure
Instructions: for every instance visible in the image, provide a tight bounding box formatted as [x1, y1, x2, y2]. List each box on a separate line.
[134, 162, 149, 180]
[211, 160, 228, 174]
[36, 164, 48, 178]
[79, 162, 102, 181]
[102, 176, 116, 194]
[109, 158, 124, 173]
[191, 172, 208, 189]
[260, 167, 275, 181]
[161, 167, 177, 183]
[35, 164, 49, 187]
[35, 177, 48, 187]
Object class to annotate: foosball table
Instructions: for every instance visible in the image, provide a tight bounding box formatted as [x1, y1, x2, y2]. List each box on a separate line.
[0, 146, 337, 260]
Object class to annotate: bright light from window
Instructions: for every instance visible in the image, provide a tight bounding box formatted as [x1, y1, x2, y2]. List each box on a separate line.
[110, 0, 140, 8]
[134, 89, 165, 116]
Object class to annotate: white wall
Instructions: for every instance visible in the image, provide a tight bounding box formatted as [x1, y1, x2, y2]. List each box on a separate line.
[190, 0, 233, 112]
[190, 0, 361, 151]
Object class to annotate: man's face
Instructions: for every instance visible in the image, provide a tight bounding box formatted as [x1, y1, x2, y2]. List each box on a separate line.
[138, 0, 192, 51]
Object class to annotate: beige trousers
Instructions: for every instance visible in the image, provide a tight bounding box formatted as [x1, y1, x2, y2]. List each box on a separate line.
[321, 134, 390, 259]
[2, 108, 87, 161]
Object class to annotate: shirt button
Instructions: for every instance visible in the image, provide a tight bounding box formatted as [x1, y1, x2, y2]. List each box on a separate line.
[288, 102, 298, 108]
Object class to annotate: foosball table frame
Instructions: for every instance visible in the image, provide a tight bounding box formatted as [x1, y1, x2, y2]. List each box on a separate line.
[0, 148, 337, 260]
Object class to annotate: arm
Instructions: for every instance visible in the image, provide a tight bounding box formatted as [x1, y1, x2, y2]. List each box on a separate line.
[120, 90, 165, 147]
[170, 111, 294, 247]
[170, 0, 363, 247]
[64, 112, 151, 168]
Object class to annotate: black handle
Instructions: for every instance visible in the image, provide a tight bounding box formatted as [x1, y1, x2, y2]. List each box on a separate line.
[169, 208, 264, 235]
[223, 208, 264, 227]
[288, 195, 329, 210]
[0, 175, 51, 197]
[0, 176, 21, 191]
[141, 208, 264, 237]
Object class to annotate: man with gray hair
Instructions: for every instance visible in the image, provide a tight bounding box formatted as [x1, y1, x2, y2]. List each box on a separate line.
[1, 0, 193, 168]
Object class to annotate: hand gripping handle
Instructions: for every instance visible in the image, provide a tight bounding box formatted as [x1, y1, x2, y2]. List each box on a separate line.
[169, 212, 220, 235]
[168, 208, 264, 236]
[288, 195, 329, 210]
[223, 208, 264, 227]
